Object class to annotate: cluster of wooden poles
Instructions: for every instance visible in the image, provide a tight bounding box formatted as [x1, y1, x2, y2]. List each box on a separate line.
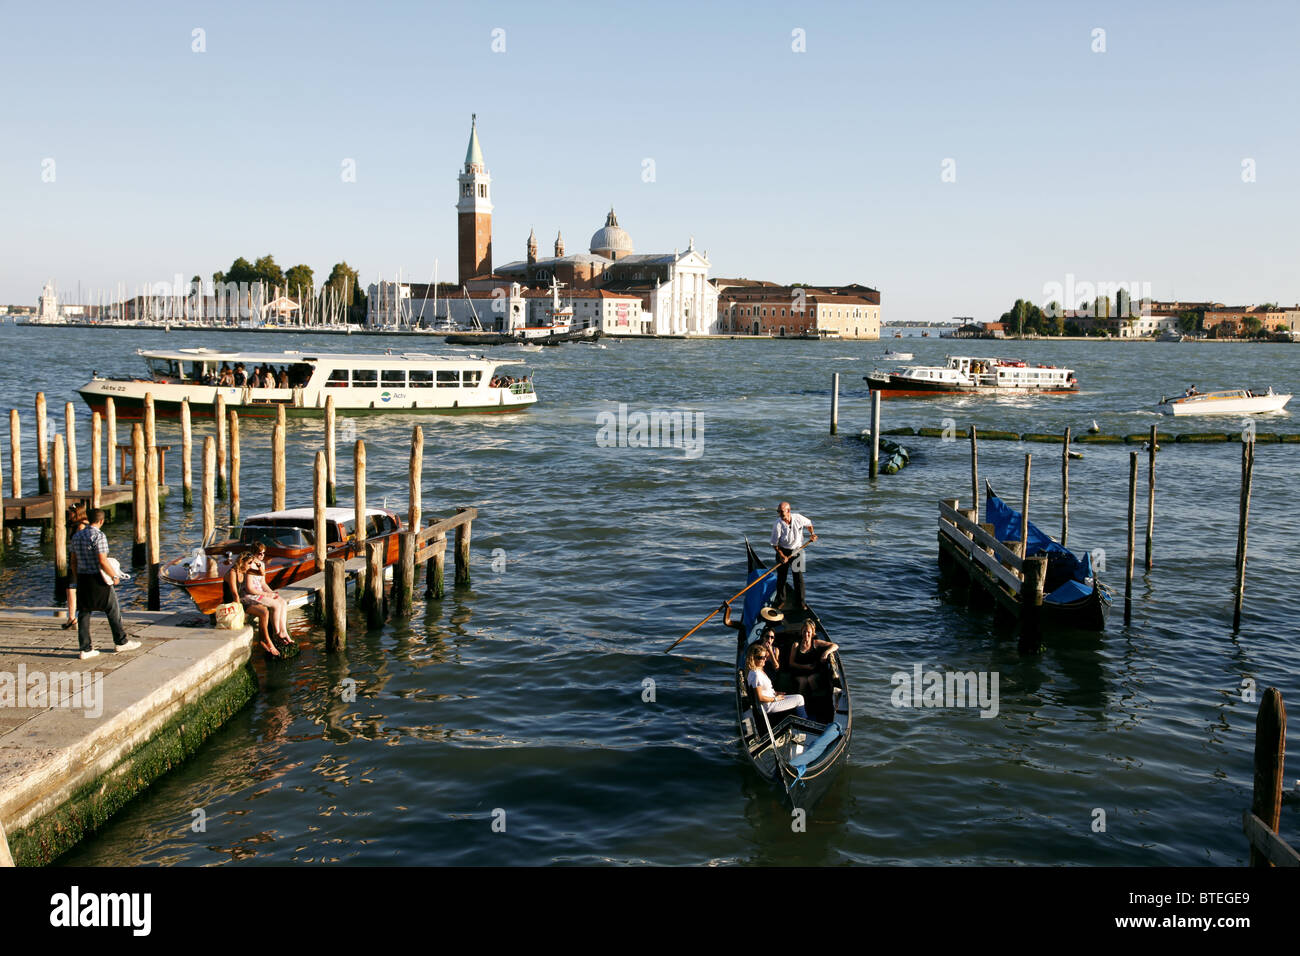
[965, 422, 1257, 629]
[828, 373, 884, 478]
[3, 393, 474, 648]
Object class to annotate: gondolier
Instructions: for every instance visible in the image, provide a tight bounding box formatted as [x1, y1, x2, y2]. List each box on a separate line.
[68, 508, 141, 660]
[771, 501, 816, 610]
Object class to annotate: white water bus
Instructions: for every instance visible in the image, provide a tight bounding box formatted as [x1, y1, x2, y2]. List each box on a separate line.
[78, 348, 538, 419]
[865, 356, 1078, 397]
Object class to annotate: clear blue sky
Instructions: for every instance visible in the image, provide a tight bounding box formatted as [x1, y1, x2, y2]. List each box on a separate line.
[2, 0, 1297, 321]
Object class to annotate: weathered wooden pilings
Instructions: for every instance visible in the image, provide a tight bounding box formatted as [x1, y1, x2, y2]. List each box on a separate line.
[409, 425, 423, 533]
[395, 532, 416, 617]
[324, 558, 347, 651]
[180, 398, 193, 508]
[51, 434, 66, 605]
[131, 424, 146, 567]
[91, 412, 102, 509]
[272, 419, 286, 513]
[228, 409, 241, 528]
[1019, 454, 1031, 558]
[427, 531, 447, 599]
[202, 436, 215, 546]
[325, 395, 337, 507]
[146, 444, 161, 610]
[35, 393, 48, 495]
[1233, 440, 1255, 630]
[105, 397, 117, 486]
[1061, 426, 1070, 547]
[1247, 688, 1291, 867]
[143, 393, 155, 479]
[969, 425, 979, 523]
[1018, 555, 1047, 655]
[313, 451, 326, 573]
[363, 539, 386, 628]
[869, 391, 881, 479]
[10, 408, 22, 499]
[214, 393, 227, 499]
[353, 438, 366, 556]
[1125, 451, 1137, 626]
[65, 403, 78, 493]
[1145, 424, 1157, 571]
[455, 505, 472, 587]
[829, 372, 839, 435]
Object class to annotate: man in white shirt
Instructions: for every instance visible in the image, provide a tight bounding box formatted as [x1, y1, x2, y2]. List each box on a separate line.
[771, 501, 816, 610]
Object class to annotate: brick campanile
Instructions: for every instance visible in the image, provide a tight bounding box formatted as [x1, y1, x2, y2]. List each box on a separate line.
[457, 114, 493, 284]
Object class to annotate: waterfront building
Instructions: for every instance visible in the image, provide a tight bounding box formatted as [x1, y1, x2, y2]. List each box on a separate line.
[1204, 305, 1300, 336]
[714, 280, 881, 338]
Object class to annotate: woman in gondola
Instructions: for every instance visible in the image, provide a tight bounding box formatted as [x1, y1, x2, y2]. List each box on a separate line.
[785, 619, 838, 695]
[746, 643, 807, 720]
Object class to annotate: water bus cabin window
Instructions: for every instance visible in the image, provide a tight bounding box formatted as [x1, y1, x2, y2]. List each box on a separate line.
[382, 369, 406, 387]
[326, 369, 349, 387]
[462, 369, 482, 388]
[147, 358, 183, 379]
[409, 369, 434, 388]
[352, 369, 379, 387]
[436, 370, 461, 388]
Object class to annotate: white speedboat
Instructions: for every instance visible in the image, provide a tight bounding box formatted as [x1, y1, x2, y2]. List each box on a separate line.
[865, 356, 1078, 397]
[79, 348, 538, 419]
[881, 349, 914, 360]
[1158, 388, 1291, 416]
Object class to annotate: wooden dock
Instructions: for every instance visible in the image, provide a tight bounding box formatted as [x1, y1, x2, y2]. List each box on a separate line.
[1, 483, 162, 528]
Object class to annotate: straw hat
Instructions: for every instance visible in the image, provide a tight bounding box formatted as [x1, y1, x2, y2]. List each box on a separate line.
[759, 607, 784, 623]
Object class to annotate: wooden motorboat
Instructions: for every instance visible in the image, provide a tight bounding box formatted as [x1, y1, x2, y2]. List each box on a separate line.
[1158, 387, 1291, 416]
[734, 542, 851, 809]
[162, 507, 402, 614]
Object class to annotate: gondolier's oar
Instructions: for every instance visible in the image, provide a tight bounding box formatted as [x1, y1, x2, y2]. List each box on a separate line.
[666, 540, 814, 652]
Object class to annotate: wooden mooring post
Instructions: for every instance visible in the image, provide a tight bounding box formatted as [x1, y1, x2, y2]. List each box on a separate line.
[1125, 451, 1137, 626]
[214, 392, 227, 499]
[325, 394, 337, 507]
[829, 372, 839, 435]
[105, 396, 117, 486]
[272, 417, 286, 513]
[455, 505, 472, 588]
[1145, 423, 1157, 571]
[363, 539, 386, 628]
[35, 393, 48, 495]
[1061, 426, 1070, 547]
[1244, 688, 1297, 867]
[51, 434, 66, 606]
[228, 409, 241, 528]
[91, 411, 102, 510]
[143, 393, 155, 472]
[426, 531, 446, 599]
[313, 451, 326, 573]
[65, 402, 78, 492]
[131, 423, 146, 566]
[868, 390, 881, 479]
[969, 425, 979, 523]
[202, 436, 215, 546]
[324, 557, 347, 651]
[1018, 555, 1047, 655]
[409, 425, 423, 533]
[395, 532, 416, 617]
[353, 437, 366, 555]
[180, 398, 193, 507]
[1019, 454, 1031, 558]
[146, 444, 161, 610]
[10, 408, 22, 500]
[1233, 440, 1255, 631]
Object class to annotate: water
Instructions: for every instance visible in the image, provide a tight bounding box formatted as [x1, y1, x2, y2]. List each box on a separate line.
[2, 326, 1298, 865]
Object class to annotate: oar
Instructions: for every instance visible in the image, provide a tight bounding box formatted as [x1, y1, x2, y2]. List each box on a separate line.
[666, 540, 814, 652]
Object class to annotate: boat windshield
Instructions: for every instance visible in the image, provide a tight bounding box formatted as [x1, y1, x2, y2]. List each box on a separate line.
[239, 524, 313, 549]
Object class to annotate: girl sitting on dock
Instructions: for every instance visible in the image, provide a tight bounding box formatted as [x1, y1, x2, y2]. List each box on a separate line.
[245, 544, 292, 647]
[225, 553, 277, 658]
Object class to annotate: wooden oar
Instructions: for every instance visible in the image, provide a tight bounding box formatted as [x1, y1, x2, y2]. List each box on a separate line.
[666, 540, 813, 652]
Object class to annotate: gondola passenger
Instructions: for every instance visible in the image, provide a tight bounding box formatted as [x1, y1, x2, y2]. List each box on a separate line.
[746, 643, 807, 720]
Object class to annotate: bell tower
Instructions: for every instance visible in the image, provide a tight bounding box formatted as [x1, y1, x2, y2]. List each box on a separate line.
[457, 114, 493, 284]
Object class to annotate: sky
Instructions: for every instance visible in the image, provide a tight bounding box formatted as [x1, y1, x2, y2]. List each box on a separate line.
[1, 0, 1298, 322]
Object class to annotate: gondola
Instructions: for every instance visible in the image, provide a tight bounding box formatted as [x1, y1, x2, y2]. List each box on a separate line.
[734, 541, 852, 809]
[985, 483, 1111, 631]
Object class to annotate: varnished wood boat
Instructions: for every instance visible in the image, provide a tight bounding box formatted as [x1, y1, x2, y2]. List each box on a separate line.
[734, 541, 852, 809]
[162, 507, 402, 613]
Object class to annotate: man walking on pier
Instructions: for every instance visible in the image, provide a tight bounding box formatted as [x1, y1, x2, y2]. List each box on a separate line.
[772, 501, 817, 610]
[69, 508, 141, 660]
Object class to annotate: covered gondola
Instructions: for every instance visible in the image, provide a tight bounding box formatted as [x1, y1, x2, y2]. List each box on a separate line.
[985, 483, 1111, 632]
[734, 542, 852, 809]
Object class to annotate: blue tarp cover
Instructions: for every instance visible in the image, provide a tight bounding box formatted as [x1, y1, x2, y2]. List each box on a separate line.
[985, 488, 1094, 603]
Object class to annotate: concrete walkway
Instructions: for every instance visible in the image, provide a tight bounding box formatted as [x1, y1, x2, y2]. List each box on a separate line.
[0, 607, 256, 865]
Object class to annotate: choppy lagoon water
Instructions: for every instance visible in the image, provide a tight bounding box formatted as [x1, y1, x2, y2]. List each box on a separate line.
[2, 325, 1298, 865]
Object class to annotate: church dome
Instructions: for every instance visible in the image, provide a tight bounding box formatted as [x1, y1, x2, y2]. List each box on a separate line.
[589, 208, 634, 258]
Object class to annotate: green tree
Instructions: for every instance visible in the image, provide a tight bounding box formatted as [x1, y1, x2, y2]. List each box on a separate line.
[221, 257, 257, 285]
[1241, 316, 1263, 337]
[284, 264, 314, 299]
[1176, 310, 1203, 334]
[253, 254, 284, 290]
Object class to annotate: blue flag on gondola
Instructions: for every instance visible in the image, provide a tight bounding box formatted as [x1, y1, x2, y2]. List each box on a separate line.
[741, 544, 777, 643]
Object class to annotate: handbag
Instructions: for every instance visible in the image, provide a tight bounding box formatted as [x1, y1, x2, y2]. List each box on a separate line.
[213, 602, 246, 629]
